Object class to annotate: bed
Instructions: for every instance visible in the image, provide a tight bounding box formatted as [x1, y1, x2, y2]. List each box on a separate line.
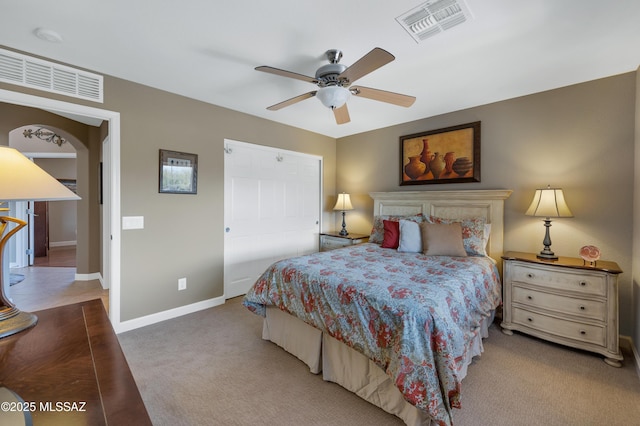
[243, 190, 512, 425]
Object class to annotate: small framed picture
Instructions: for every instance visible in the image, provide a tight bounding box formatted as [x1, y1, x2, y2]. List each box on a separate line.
[159, 149, 198, 194]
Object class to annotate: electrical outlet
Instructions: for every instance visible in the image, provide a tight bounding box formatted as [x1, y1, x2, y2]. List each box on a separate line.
[178, 277, 187, 291]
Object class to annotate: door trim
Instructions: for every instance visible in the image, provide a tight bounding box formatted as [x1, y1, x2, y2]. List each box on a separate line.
[0, 88, 122, 332]
[223, 138, 323, 298]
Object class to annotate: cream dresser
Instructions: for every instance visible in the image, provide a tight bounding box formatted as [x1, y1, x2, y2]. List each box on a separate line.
[500, 251, 623, 367]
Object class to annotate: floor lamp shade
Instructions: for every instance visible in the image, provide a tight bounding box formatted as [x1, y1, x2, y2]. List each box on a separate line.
[333, 193, 354, 236]
[525, 186, 573, 259]
[0, 146, 81, 201]
[0, 146, 80, 339]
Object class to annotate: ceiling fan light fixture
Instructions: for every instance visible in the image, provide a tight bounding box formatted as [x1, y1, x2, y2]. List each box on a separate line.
[316, 86, 350, 109]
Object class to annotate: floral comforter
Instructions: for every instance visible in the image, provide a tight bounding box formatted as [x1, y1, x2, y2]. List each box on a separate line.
[243, 243, 501, 425]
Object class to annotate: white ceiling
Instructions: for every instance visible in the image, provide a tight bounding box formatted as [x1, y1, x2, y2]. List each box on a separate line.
[1, 0, 639, 139]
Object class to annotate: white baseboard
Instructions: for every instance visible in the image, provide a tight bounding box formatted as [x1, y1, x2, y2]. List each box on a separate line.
[115, 296, 226, 334]
[75, 272, 103, 284]
[49, 241, 77, 248]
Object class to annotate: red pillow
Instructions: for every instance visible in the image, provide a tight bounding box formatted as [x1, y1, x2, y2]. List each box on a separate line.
[381, 219, 400, 249]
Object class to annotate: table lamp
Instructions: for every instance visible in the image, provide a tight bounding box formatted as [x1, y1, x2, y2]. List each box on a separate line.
[0, 146, 80, 339]
[525, 185, 573, 260]
[333, 193, 354, 236]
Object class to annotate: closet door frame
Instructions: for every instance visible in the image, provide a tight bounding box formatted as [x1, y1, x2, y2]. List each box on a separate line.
[223, 139, 322, 299]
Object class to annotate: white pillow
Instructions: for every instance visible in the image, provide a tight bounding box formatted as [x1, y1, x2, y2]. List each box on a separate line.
[397, 220, 422, 253]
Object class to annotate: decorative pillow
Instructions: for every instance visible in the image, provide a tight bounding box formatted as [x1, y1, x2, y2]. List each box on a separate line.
[381, 219, 400, 249]
[426, 216, 488, 256]
[420, 222, 468, 257]
[397, 220, 422, 253]
[369, 214, 423, 244]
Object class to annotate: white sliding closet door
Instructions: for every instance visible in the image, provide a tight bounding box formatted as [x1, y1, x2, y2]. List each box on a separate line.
[224, 140, 321, 299]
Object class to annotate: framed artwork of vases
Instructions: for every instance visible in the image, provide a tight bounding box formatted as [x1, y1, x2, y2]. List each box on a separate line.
[400, 121, 481, 186]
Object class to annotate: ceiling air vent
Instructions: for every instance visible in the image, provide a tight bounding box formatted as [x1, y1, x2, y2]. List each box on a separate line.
[0, 48, 103, 103]
[396, 0, 474, 43]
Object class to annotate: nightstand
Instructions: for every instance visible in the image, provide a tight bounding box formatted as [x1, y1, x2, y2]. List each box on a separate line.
[500, 251, 623, 367]
[319, 232, 369, 252]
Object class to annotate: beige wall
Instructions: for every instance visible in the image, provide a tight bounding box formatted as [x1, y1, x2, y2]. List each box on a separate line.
[33, 158, 78, 244]
[337, 73, 637, 338]
[633, 66, 640, 358]
[106, 78, 335, 320]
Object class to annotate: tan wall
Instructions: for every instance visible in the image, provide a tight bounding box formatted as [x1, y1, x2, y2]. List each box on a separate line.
[33, 158, 77, 244]
[337, 73, 637, 337]
[107, 78, 336, 320]
[1, 47, 336, 322]
[633, 66, 640, 357]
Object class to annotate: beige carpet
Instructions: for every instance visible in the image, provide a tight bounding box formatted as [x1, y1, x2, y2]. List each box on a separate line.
[118, 297, 640, 425]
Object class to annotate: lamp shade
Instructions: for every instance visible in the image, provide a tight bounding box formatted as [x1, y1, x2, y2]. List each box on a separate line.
[0, 146, 80, 202]
[525, 186, 573, 218]
[333, 193, 354, 211]
[316, 86, 350, 109]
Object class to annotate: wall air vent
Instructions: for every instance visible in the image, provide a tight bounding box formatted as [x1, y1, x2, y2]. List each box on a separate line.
[0, 48, 103, 102]
[396, 0, 474, 43]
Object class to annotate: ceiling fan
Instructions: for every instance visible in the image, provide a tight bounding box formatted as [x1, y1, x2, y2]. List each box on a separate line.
[255, 48, 416, 125]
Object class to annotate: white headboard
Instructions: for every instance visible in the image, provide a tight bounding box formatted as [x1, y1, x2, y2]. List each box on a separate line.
[369, 190, 512, 262]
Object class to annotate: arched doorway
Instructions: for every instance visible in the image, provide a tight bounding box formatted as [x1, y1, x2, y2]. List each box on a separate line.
[0, 88, 123, 331]
[8, 125, 79, 269]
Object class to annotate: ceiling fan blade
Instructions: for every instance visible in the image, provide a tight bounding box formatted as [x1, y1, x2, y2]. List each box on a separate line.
[255, 66, 318, 84]
[333, 104, 350, 125]
[338, 48, 395, 86]
[266, 91, 317, 111]
[351, 86, 416, 107]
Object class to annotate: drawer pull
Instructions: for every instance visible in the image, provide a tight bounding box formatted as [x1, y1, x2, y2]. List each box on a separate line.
[579, 281, 587, 287]
[527, 295, 533, 300]
[527, 317, 533, 322]
[580, 330, 587, 335]
[579, 306, 586, 311]
[527, 273, 534, 279]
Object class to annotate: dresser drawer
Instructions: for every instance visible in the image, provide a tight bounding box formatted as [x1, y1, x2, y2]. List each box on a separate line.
[512, 285, 606, 321]
[511, 263, 606, 297]
[320, 234, 368, 252]
[501, 253, 622, 366]
[321, 237, 350, 251]
[512, 307, 605, 346]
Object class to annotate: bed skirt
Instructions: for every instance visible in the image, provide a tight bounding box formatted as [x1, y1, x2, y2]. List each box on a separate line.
[263, 307, 494, 425]
[262, 307, 323, 374]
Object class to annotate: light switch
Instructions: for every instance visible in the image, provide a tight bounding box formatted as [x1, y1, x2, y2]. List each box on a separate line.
[122, 216, 144, 230]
